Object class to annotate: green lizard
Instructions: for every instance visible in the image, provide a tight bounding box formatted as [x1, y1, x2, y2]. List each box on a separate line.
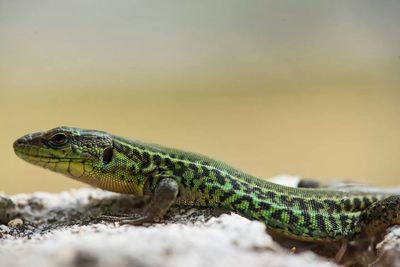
[13, 126, 400, 243]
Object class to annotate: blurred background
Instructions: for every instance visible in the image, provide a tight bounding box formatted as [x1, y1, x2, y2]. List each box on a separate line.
[0, 1, 399, 194]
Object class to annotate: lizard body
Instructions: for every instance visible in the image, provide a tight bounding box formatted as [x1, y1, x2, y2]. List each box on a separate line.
[13, 127, 400, 242]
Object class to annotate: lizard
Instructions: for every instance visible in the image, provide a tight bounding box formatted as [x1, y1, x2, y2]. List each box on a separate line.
[12, 126, 400, 243]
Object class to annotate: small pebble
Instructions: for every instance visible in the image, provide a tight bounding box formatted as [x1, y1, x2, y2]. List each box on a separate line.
[0, 224, 10, 232]
[8, 218, 23, 227]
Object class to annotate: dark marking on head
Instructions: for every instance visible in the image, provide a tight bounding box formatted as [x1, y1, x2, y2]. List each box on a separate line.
[153, 154, 162, 165]
[172, 161, 186, 177]
[130, 149, 142, 161]
[102, 147, 113, 164]
[141, 152, 151, 168]
[164, 158, 174, 169]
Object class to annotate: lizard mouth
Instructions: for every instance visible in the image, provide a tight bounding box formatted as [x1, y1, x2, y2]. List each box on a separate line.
[14, 145, 84, 163]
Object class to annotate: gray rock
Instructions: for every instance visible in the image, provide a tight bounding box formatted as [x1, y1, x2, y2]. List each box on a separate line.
[0, 188, 336, 267]
[0, 196, 16, 224]
[1, 176, 400, 267]
[373, 226, 400, 267]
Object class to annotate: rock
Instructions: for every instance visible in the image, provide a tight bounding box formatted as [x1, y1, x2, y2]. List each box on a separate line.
[0, 187, 336, 267]
[374, 226, 400, 267]
[7, 218, 23, 227]
[0, 196, 16, 224]
[1, 175, 399, 267]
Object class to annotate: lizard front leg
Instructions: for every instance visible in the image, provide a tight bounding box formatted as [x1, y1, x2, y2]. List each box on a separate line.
[100, 177, 179, 225]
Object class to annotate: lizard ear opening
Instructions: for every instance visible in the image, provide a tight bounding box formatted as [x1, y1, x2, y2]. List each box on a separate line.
[102, 146, 113, 164]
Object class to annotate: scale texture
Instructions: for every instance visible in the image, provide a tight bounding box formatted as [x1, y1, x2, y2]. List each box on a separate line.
[13, 127, 400, 242]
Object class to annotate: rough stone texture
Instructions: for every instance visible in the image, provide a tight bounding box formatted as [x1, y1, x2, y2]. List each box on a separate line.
[0, 176, 399, 267]
[374, 226, 400, 267]
[0, 186, 337, 267]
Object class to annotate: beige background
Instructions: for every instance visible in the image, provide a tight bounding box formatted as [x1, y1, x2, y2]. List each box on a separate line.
[1, 1, 399, 194]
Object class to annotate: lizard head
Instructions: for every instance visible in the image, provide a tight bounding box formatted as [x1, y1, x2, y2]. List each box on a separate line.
[13, 126, 113, 179]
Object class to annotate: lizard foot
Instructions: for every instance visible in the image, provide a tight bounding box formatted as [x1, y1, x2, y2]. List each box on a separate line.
[97, 213, 154, 225]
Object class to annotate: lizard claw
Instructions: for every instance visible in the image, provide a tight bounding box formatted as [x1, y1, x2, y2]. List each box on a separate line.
[119, 214, 152, 225]
[97, 214, 138, 222]
[96, 213, 152, 225]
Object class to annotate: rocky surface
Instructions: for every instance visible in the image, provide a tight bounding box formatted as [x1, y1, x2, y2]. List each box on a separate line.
[0, 176, 398, 267]
[374, 226, 400, 266]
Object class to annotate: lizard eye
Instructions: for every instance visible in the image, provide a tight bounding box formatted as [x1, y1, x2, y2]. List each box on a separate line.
[48, 133, 69, 147]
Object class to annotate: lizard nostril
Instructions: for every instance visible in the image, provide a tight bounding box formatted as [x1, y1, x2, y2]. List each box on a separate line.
[13, 135, 30, 148]
[13, 138, 24, 148]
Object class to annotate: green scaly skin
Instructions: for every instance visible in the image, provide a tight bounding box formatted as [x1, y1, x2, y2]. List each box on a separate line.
[13, 127, 400, 242]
